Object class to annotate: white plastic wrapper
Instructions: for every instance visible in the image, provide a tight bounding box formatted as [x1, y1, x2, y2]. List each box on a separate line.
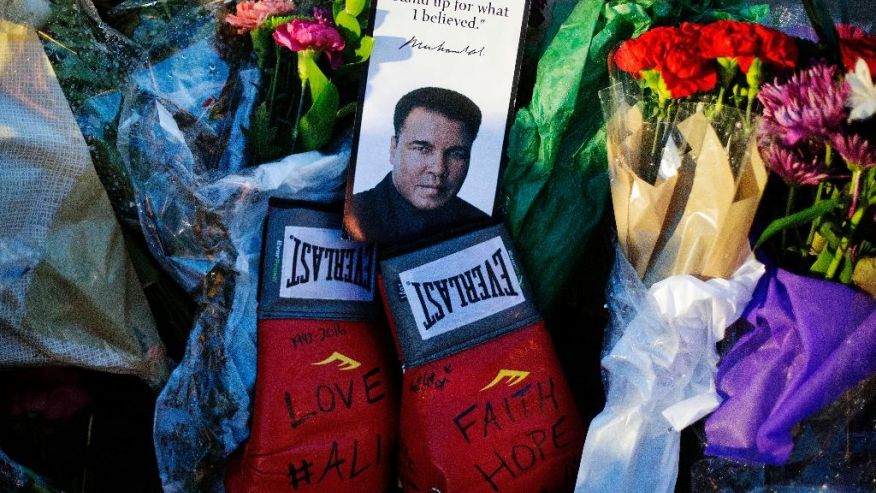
[575, 246, 764, 493]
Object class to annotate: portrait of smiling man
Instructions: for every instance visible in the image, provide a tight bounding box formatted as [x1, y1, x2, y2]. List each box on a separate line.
[347, 86, 490, 244]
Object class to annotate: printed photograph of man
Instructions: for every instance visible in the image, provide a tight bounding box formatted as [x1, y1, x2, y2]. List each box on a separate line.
[346, 87, 490, 243]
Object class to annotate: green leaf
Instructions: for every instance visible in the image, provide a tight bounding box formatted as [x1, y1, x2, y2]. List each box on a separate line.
[298, 85, 340, 150]
[247, 102, 284, 164]
[802, 0, 838, 50]
[337, 102, 357, 119]
[251, 17, 298, 68]
[810, 244, 834, 274]
[746, 57, 764, 93]
[755, 199, 839, 249]
[296, 55, 340, 150]
[335, 10, 362, 40]
[345, 0, 367, 17]
[839, 252, 855, 283]
[641, 69, 671, 103]
[717, 57, 739, 87]
[355, 35, 374, 62]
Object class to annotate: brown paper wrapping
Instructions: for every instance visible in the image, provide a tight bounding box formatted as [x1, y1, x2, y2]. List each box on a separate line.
[607, 103, 766, 284]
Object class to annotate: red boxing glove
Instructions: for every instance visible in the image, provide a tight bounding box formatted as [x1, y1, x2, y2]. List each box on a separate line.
[379, 225, 584, 493]
[226, 201, 398, 493]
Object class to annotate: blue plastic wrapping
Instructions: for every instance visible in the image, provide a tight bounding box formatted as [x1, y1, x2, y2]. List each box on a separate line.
[112, 4, 351, 490]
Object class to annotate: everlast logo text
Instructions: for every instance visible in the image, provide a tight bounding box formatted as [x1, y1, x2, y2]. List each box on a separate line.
[286, 234, 374, 290]
[410, 249, 518, 331]
[399, 237, 525, 341]
[280, 226, 375, 302]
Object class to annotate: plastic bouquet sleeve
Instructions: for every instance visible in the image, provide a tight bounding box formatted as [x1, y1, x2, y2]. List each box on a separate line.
[224, 202, 398, 493]
[379, 225, 585, 493]
[0, 19, 167, 384]
[575, 247, 764, 493]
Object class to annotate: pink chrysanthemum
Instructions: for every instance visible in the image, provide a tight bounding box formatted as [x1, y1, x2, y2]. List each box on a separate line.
[226, 0, 296, 34]
[760, 141, 830, 186]
[759, 64, 849, 146]
[831, 132, 876, 169]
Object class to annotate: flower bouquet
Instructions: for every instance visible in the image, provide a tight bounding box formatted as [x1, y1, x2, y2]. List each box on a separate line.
[501, 0, 771, 314]
[575, 17, 803, 493]
[700, 12, 876, 486]
[225, 0, 373, 163]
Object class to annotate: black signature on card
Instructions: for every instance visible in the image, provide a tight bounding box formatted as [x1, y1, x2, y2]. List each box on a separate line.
[399, 35, 485, 56]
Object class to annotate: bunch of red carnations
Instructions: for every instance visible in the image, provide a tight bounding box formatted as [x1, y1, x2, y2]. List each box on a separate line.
[613, 19, 797, 108]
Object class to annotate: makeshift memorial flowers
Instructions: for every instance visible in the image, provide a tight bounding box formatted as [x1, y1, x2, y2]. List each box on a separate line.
[751, 55, 876, 289]
[576, 17, 800, 493]
[226, 0, 373, 162]
[703, 17, 876, 474]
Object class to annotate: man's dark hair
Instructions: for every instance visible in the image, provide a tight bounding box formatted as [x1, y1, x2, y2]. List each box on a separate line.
[393, 87, 482, 141]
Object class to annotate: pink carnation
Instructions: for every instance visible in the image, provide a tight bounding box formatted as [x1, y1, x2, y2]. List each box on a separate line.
[273, 18, 346, 69]
[226, 0, 296, 34]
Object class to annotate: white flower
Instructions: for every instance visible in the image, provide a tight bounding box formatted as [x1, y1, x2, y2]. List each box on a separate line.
[847, 58, 876, 122]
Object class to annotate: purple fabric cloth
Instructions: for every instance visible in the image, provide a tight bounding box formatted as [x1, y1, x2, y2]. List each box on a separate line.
[705, 267, 876, 465]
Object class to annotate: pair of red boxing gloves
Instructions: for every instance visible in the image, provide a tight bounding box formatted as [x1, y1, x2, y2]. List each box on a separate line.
[225, 201, 584, 493]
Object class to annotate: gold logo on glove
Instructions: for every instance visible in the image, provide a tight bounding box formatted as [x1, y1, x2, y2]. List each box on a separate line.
[312, 352, 362, 371]
[480, 369, 530, 391]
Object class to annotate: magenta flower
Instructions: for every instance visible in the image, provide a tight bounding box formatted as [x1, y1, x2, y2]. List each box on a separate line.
[273, 16, 345, 69]
[831, 132, 876, 169]
[226, 0, 297, 34]
[759, 141, 829, 186]
[759, 64, 849, 146]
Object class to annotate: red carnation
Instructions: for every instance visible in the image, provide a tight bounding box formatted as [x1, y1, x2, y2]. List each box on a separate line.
[755, 25, 798, 69]
[663, 69, 719, 98]
[839, 27, 876, 76]
[657, 25, 716, 98]
[837, 24, 867, 40]
[615, 38, 652, 75]
[699, 20, 759, 59]
[614, 26, 679, 76]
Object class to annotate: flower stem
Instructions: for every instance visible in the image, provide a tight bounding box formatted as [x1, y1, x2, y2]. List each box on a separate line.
[806, 145, 832, 250]
[290, 81, 307, 151]
[848, 167, 863, 220]
[744, 91, 755, 132]
[268, 46, 281, 116]
[290, 52, 310, 151]
[825, 204, 866, 279]
[716, 86, 726, 114]
[782, 185, 797, 257]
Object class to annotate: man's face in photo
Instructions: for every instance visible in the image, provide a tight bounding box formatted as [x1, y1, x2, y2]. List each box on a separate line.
[390, 107, 473, 210]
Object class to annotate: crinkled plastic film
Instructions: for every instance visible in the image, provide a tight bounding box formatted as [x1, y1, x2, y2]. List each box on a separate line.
[109, 3, 350, 490]
[576, 245, 763, 493]
[0, 18, 166, 382]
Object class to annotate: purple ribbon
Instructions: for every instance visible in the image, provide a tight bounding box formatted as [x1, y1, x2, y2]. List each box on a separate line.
[705, 267, 876, 465]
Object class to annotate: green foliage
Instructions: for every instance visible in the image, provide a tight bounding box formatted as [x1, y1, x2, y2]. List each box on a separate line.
[247, 102, 284, 163]
[296, 55, 340, 151]
[39, 1, 132, 110]
[802, 0, 839, 51]
[346, 0, 368, 17]
[755, 199, 839, 249]
[336, 10, 362, 39]
[355, 35, 374, 62]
